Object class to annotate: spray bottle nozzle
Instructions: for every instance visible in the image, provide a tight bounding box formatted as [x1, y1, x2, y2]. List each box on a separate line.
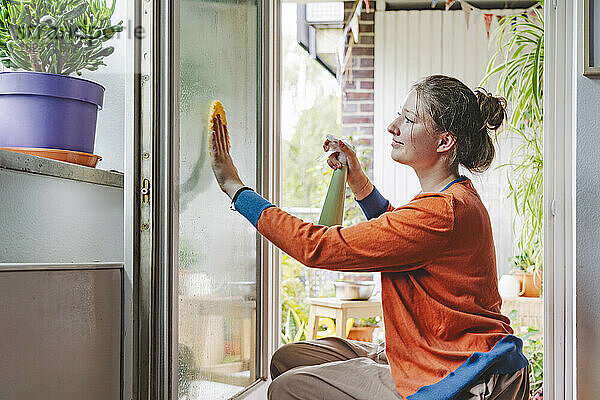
[318, 134, 352, 165]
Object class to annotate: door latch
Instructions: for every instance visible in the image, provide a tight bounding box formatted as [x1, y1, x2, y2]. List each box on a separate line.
[141, 178, 151, 203]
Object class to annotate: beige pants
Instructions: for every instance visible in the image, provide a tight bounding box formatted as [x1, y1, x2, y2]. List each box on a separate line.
[268, 337, 529, 400]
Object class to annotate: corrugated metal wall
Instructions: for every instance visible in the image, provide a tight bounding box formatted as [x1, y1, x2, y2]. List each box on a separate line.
[374, 9, 521, 276]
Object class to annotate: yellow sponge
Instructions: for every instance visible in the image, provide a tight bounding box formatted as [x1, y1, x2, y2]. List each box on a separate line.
[208, 100, 230, 150]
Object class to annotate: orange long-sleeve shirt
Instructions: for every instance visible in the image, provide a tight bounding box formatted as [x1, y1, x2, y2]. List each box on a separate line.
[233, 178, 527, 399]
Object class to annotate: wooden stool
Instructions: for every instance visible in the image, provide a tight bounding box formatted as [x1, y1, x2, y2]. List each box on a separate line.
[306, 297, 383, 340]
[501, 296, 543, 334]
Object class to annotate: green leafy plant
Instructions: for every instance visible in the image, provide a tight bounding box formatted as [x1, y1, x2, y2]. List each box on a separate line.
[280, 254, 309, 344]
[281, 306, 306, 344]
[509, 246, 539, 273]
[354, 316, 381, 327]
[483, 7, 545, 389]
[481, 5, 544, 276]
[0, 0, 123, 75]
[507, 310, 543, 396]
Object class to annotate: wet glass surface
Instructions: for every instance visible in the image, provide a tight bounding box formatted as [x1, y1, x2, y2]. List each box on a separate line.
[178, 0, 261, 398]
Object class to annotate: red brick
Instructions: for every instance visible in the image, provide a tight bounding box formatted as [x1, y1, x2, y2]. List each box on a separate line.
[352, 47, 374, 56]
[360, 102, 374, 112]
[360, 58, 374, 67]
[357, 137, 373, 146]
[360, 81, 374, 89]
[359, 24, 374, 33]
[344, 81, 356, 89]
[343, 116, 373, 124]
[345, 92, 374, 101]
[352, 69, 374, 78]
[360, 35, 374, 45]
[361, 12, 374, 21]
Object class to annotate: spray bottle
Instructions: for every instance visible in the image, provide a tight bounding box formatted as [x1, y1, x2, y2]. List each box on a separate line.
[318, 135, 349, 227]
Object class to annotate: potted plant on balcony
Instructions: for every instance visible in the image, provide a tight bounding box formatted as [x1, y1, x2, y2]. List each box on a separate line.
[481, 6, 544, 297]
[0, 0, 123, 157]
[347, 317, 379, 343]
[510, 246, 542, 297]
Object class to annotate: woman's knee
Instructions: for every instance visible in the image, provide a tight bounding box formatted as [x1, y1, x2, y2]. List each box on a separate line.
[270, 338, 356, 380]
[268, 369, 318, 400]
[267, 370, 294, 400]
[270, 342, 301, 380]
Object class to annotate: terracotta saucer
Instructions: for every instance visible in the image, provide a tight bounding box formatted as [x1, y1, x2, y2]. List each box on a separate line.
[0, 147, 102, 168]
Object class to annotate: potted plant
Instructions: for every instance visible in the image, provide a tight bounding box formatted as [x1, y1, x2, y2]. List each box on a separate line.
[510, 247, 542, 297]
[0, 0, 123, 154]
[314, 317, 377, 343]
[481, 5, 544, 296]
[347, 317, 379, 343]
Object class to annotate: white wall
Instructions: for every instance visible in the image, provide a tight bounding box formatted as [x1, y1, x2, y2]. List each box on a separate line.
[374, 9, 520, 277]
[575, 2, 600, 395]
[0, 169, 123, 263]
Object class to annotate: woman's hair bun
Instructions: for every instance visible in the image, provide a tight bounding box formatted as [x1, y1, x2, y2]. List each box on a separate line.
[474, 88, 507, 131]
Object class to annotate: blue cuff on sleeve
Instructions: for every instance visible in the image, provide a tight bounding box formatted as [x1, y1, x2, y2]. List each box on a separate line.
[234, 190, 275, 228]
[355, 186, 390, 220]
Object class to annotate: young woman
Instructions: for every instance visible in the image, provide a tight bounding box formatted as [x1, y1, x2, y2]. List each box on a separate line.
[209, 75, 529, 400]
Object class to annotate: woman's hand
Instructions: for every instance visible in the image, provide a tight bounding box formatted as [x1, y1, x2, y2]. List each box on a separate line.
[324, 139, 373, 200]
[209, 115, 245, 199]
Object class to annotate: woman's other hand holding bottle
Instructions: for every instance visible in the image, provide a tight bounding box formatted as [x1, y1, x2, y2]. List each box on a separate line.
[323, 139, 373, 201]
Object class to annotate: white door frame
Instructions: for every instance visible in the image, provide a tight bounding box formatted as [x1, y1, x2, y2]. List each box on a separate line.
[236, 0, 282, 397]
[543, 1, 576, 399]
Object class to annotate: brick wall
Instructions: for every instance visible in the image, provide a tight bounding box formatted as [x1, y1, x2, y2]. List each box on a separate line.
[342, 0, 376, 179]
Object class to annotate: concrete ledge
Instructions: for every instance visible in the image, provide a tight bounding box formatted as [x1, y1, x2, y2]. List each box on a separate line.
[0, 149, 123, 188]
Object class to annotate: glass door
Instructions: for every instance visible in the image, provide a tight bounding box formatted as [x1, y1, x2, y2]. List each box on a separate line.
[137, 0, 277, 397]
[177, 0, 263, 398]
[175, 0, 266, 398]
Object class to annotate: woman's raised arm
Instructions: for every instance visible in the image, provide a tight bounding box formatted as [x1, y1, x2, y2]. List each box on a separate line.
[234, 189, 454, 273]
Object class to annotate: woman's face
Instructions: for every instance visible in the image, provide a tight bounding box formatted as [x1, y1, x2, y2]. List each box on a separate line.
[387, 89, 452, 169]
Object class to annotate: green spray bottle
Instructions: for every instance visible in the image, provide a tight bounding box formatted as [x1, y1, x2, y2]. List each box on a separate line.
[318, 135, 348, 227]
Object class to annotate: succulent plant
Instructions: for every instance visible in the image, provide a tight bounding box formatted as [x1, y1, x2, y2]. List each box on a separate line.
[0, 0, 123, 75]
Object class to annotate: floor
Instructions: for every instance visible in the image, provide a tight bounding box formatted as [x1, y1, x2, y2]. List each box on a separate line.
[183, 380, 243, 400]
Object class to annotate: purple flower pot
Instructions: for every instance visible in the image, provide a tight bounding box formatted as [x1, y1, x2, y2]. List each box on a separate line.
[0, 71, 104, 154]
